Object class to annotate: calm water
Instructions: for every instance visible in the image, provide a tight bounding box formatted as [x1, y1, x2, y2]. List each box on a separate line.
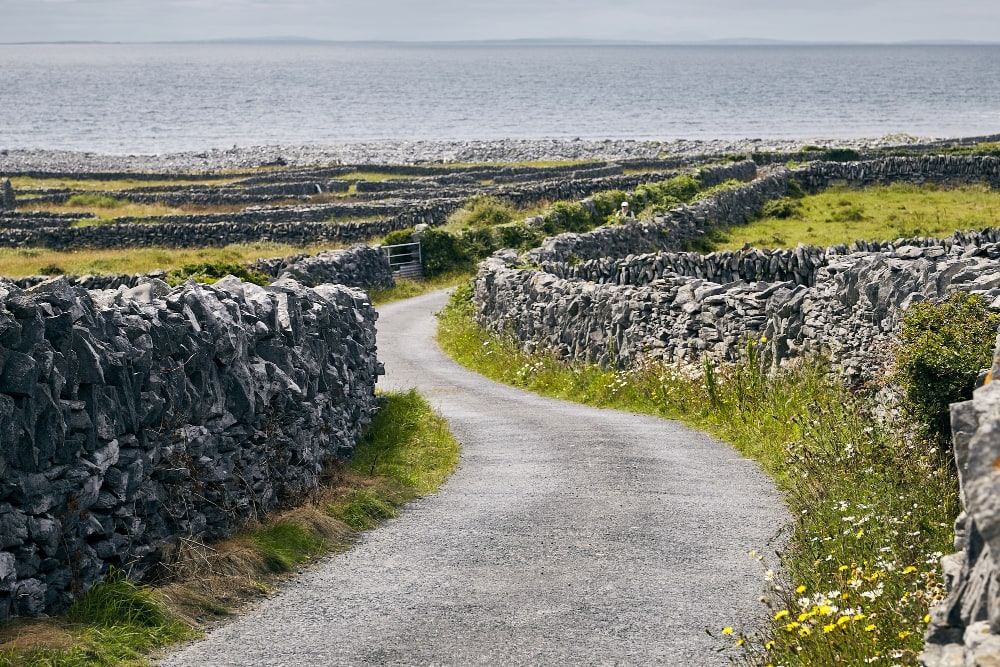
[1, 43, 998, 154]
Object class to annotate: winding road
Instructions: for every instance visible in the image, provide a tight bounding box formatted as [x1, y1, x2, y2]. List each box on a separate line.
[161, 290, 787, 666]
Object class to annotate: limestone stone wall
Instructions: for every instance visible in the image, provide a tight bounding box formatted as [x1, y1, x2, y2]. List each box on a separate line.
[0, 275, 381, 620]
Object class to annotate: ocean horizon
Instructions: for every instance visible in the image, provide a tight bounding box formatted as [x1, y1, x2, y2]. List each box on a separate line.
[1, 42, 998, 154]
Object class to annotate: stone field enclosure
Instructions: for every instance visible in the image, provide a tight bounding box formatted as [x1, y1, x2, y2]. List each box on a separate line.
[4, 139, 1000, 665]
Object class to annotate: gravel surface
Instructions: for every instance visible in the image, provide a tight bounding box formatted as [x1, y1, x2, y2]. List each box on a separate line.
[0, 135, 948, 172]
[159, 289, 789, 666]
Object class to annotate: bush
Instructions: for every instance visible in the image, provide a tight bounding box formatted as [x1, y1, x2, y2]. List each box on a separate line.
[419, 228, 473, 277]
[894, 292, 1000, 444]
[382, 228, 414, 246]
[450, 195, 516, 228]
[167, 262, 270, 286]
[823, 148, 861, 162]
[760, 197, 802, 219]
[66, 193, 125, 208]
[498, 223, 545, 250]
[542, 201, 594, 234]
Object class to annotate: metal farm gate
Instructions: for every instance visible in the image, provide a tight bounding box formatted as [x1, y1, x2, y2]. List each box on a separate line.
[383, 242, 423, 279]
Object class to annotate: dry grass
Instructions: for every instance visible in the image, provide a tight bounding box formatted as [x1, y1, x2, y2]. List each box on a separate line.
[0, 242, 347, 278]
[10, 176, 245, 192]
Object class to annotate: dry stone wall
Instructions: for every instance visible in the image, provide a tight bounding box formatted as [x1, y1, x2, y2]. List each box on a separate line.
[0, 275, 381, 620]
[476, 241, 1000, 381]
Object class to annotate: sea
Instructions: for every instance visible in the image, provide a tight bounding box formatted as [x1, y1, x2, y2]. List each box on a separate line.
[1, 42, 999, 154]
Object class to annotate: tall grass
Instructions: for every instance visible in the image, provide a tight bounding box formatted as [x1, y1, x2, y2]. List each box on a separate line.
[437, 283, 958, 666]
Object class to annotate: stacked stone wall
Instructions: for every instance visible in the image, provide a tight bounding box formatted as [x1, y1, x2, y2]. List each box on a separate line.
[0, 275, 382, 620]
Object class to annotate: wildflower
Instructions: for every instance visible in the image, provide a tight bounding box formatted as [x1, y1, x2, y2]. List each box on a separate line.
[798, 627, 812, 637]
[923, 614, 931, 623]
[853, 614, 866, 621]
[765, 640, 775, 650]
[785, 622, 800, 632]
[903, 566, 917, 574]
[796, 585, 806, 594]
[898, 630, 912, 639]
[865, 624, 876, 632]
[722, 627, 733, 635]
[735, 637, 745, 647]
[823, 623, 836, 633]
[774, 610, 790, 620]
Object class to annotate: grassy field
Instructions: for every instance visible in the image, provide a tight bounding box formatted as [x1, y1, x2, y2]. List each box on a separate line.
[9, 175, 247, 192]
[0, 390, 459, 667]
[0, 242, 348, 278]
[716, 183, 1000, 250]
[437, 283, 957, 666]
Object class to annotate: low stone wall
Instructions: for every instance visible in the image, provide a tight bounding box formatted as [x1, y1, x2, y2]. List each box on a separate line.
[0, 276, 382, 620]
[523, 163, 783, 264]
[476, 239, 1000, 382]
[798, 155, 1000, 191]
[250, 244, 395, 289]
[12, 245, 394, 293]
[921, 338, 1000, 667]
[541, 228, 1000, 288]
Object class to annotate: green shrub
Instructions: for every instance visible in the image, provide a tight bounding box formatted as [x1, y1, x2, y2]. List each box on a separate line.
[419, 228, 472, 277]
[450, 195, 516, 228]
[461, 227, 501, 260]
[823, 148, 861, 162]
[65, 193, 125, 208]
[498, 223, 545, 250]
[382, 228, 414, 246]
[785, 178, 806, 199]
[895, 292, 1000, 443]
[166, 262, 270, 286]
[542, 201, 594, 234]
[760, 197, 802, 219]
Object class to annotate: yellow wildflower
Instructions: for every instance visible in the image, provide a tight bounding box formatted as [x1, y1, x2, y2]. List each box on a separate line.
[796, 585, 807, 594]
[899, 630, 912, 639]
[765, 640, 775, 650]
[837, 616, 851, 626]
[864, 624, 876, 632]
[853, 614, 866, 621]
[735, 637, 745, 647]
[903, 566, 918, 574]
[923, 614, 931, 623]
[823, 623, 836, 633]
[799, 627, 812, 637]
[785, 622, 800, 632]
[722, 627, 733, 635]
[774, 610, 790, 620]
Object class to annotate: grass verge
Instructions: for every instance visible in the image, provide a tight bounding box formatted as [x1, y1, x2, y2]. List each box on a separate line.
[437, 282, 958, 666]
[714, 183, 1000, 251]
[369, 270, 474, 305]
[0, 390, 459, 667]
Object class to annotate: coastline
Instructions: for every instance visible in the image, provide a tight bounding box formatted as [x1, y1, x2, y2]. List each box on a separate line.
[0, 135, 984, 172]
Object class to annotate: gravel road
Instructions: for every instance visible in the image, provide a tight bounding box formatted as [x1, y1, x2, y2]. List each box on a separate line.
[160, 289, 788, 666]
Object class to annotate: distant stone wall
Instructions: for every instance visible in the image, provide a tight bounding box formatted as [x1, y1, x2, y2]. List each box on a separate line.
[523, 161, 775, 264]
[12, 244, 395, 293]
[0, 276, 381, 620]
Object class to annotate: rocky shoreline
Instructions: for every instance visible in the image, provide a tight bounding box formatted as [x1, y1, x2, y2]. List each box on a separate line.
[1, 135, 987, 173]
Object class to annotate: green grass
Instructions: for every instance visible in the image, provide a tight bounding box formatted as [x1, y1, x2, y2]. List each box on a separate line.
[715, 183, 1000, 251]
[437, 283, 958, 666]
[10, 176, 245, 192]
[332, 171, 412, 182]
[0, 242, 348, 278]
[369, 270, 473, 306]
[0, 390, 459, 666]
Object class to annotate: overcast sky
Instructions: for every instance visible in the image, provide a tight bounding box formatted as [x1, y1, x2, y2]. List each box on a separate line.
[1, 0, 998, 44]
